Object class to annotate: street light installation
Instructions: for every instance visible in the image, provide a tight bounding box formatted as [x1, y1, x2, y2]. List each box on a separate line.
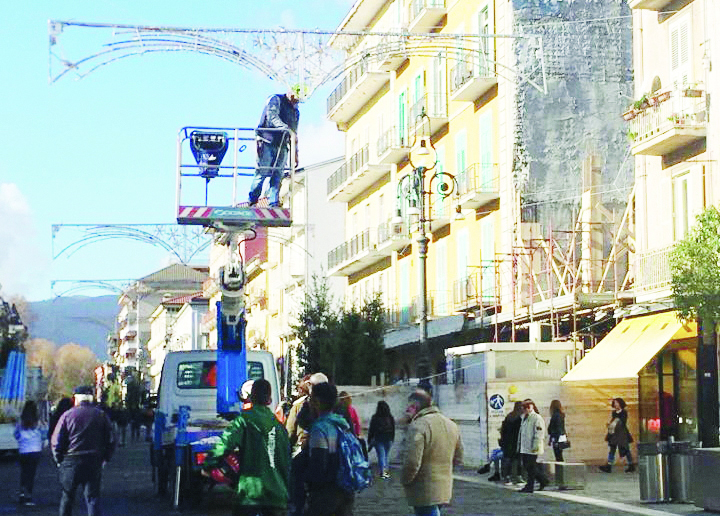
[393, 110, 461, 392]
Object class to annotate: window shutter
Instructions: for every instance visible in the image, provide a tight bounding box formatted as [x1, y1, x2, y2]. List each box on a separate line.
[670, 17, 691, 89]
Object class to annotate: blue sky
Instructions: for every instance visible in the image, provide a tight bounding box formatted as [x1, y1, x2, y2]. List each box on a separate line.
[0, 0, 350, 302]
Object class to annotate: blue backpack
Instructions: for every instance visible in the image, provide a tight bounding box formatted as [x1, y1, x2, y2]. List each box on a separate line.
[333, 422, 372, 493]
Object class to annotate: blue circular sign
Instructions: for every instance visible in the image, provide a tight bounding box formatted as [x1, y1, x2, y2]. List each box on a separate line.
[489, 394, 505, 410]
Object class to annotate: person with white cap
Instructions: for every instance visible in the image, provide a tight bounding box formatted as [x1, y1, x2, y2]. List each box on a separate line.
[51, 386, 115, 516]
[286, 372, 328, 516]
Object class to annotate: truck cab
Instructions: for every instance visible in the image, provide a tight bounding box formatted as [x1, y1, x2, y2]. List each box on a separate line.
[153, 349, 281, 506]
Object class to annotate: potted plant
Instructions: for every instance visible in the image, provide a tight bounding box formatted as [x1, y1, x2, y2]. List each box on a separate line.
[655, 90, 671, 103]
[633, 94, 650, 111]
[682, 86, 703, 98]
[622, 108, 637, 121]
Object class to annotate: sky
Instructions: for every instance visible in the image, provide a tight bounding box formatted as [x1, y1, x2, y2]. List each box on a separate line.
[0, 0, 350, 302]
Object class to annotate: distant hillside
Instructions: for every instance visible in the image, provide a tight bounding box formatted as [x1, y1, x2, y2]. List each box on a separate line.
[27, 295, 118, 359]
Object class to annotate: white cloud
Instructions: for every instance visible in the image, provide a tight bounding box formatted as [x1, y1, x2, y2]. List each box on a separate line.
[0, 183, 48, 300]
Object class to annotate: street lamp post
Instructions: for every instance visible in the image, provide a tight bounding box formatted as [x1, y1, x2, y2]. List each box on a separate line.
[393, 110, 460, 392]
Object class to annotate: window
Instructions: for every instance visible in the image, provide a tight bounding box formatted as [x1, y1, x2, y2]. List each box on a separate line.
[398, 90, 408, 146]
[670, 16, 691, 90]
[479, 111, 493, 188]
[456, 228, 469, 281]
[672, 172, 689, 240]
[478, 5, 491, 75]
[480, 216, 495, 299]
[435, 239, 448, 313]
[176, 361, 265, 390]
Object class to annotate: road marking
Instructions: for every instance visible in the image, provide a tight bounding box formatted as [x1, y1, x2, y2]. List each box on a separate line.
[453, 474, 682, 516]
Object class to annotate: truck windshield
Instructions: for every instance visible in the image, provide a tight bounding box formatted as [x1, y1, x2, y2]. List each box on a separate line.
[177, 360, 264, 389]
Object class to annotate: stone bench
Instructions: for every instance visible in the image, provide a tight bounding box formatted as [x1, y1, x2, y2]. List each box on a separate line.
[539, 461, 587, 490]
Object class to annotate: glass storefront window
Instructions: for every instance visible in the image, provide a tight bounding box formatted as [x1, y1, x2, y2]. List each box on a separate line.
[638, 347, 698, 443]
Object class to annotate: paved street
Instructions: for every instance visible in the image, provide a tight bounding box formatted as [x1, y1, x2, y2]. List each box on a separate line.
[0, 441, 705, 516]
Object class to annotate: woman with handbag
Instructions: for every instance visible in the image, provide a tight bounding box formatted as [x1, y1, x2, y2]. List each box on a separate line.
[547, 400, 569, 461]
[600, 398, 635, 473]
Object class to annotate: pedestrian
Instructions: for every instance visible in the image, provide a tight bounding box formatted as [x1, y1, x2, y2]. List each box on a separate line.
[14, 400, 44, 506]
[204, 379, 291, 516]
[517, 399, 549, 493]
[367, 401, 395, 479]
[48, 397, 73, 443]
[305, 381, 354, 516]
[51, 386, 115, 516]
[499, 401, 523, 485]
[336, 392, 362, 437]
[112, 404, 129, 447]
[599, 397, 635, 473]
[285, 373, 327, 516]
[547, 399, 567, 461]
[249, 87, 301, 207]
[130, 409, 141, 442]
[401, 390, 463, 516]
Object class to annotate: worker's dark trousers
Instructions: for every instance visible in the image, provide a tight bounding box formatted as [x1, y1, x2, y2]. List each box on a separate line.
[58, 455, 103, 516]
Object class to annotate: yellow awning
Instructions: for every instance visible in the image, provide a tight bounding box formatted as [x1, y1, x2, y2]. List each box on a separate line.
[562, 311, 697, 382]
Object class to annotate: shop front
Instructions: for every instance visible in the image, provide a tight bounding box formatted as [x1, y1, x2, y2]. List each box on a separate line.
[563, 310, 698, 443]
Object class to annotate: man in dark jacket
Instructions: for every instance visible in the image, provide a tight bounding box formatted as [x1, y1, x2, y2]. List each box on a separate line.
[248, 87, 300, 207]
[499, 401, 523, 484]
[205, 379, 291, 516]
[51, 386, 115, 516]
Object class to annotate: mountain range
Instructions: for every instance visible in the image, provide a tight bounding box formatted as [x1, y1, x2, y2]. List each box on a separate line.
[27, 295, 118, 360]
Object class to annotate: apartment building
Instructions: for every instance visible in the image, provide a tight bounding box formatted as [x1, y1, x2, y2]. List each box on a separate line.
[114, 263, 207, 375]
[565, 0, 719, 446]
[327, 0, 634, 381]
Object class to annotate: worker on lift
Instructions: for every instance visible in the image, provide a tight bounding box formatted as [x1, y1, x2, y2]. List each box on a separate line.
[248, 86, 301, 207]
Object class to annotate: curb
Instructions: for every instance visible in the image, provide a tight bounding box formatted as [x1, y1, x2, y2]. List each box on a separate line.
[453, 473, 683, 516]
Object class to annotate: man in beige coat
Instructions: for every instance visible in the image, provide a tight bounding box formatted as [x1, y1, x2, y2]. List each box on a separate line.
[517, 399, 549, 493]
[401, 390, 463, 516]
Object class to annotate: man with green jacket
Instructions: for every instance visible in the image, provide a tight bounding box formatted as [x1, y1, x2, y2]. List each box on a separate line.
[205, 379, 291, 516]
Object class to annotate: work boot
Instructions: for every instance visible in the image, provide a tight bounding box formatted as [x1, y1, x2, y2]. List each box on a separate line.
[599, 464, 612, 473]
[625, 463, 636, 473]
[477, 464, 491, 474]
[488, 473, 501, 482]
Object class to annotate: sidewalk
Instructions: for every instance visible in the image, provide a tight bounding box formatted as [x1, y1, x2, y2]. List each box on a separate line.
[457, 466, 707, 516]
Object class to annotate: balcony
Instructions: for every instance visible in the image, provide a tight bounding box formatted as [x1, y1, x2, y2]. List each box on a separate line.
[328, 229, 381, 276]
[376, 33, 408, 71]
[327, 145, 390, 202]
[453, 271, 498, 312]
[327, 58, 389, 126]
[628, 89, 707, 156]
[635, 245, 673, 294]
[408, 0, 447, 33]
[429, 199, 452, 231]
[628, 0, 673, 10]
[456, 163, 500, 209]
[377, 126, 410, 164]
[376, 219, 412, 255]
[385, 291, 454, 327]
[409, 93, 448, 136]
[449, 52, 497, 102]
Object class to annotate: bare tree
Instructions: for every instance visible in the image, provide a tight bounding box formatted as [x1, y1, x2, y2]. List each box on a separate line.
[49, 343, 98, 399]
[24, 338, 56, 377]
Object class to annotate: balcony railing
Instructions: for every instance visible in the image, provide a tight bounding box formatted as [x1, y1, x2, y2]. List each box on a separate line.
[449, 50, 496, 102]
[326, 58, 389, 124]
[453, 271, 498, 311]
[409, 93, 448, 135]
[377, 33, 408, 71]
[457, 163, 500, 209]
[635, 245, 673, 294]
[377, 126, 410, 164]
[377, 219, 411, 252]
[628, 89, 707, 156]
[385, 291, 453, 327]
[327, 145, 370, 196]
[408, 0, 447, 33]
[328, 229, 374, 271]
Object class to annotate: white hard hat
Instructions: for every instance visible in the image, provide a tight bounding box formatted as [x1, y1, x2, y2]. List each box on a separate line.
[239, 380, 254, 401]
